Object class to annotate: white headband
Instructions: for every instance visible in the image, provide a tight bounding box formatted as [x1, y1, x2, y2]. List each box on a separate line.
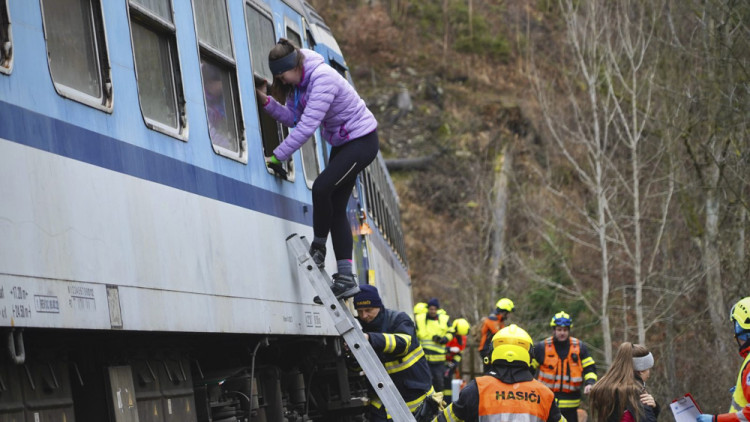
[632, 352, 654, 371]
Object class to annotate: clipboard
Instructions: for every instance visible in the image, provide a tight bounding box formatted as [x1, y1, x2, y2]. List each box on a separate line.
[670, 393, 702, 422]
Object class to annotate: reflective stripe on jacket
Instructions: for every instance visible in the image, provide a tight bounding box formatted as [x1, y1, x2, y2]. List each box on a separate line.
[416, 312, 452, 362]
[730, 351, 750, 412]
[476, 376, 556, 422]
[537, 337, 583, 394]
[371, 386, 436, 417]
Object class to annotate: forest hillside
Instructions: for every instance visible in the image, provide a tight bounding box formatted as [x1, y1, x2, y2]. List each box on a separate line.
[309, 0, 749, 414]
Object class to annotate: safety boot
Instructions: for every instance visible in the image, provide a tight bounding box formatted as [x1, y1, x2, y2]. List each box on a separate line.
[313, 273, 360, 304]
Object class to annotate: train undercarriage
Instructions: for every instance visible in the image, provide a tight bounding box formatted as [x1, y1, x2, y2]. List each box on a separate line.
[1, 328, 370, 421]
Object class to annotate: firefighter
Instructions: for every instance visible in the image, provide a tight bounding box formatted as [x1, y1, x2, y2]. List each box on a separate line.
[697, 297, 750, 422]
[433, 324, 564, 422]
[443, 318, 470, 402]
[478, 298, 514, 373]
[416, 298, 453, 394]
[352, 285, 434, 421]
[532, 311, 597, 422]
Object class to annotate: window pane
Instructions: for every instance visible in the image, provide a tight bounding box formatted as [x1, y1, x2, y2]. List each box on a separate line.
[131, 0, 171, 23]
[132, 22, 178, 129]
[0, 0, 9, 68]
[300, 136, 320, 185]
[194, 0, 232, 57]
[244, 6, 275, 80]
[286, 28, 301, 49]
[41, 0, 102, 98]
[201, 59, 240, 153]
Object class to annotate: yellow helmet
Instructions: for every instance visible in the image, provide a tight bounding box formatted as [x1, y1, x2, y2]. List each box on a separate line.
[550, 311, 572, 327]
[731, 297, 750, 333]
[452, 318, 471, 336]
[490, 324, 533, 365]
[413, 302, 428, 315]
[495, 298, 515, 313]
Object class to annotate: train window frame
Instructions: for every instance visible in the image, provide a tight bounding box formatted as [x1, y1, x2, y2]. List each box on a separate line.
[286, 21, 320, 188]
[127, 0, 187, 140]
[244, 1, 295, 181]
[192, 0, 247, 163]
[39, 0, 113, 112]
[0, 0, 12, 74]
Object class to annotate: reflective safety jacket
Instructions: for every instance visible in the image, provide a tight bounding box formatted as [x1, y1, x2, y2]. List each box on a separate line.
[432, 365, 564, 422]
[478, 315, 505, 358]
[447, 335, 467, 364]
[532, 337, 597, 409]
[416, 312, 453, 363]
[717, 345, 750, 422]
[358, 308, 433, 419]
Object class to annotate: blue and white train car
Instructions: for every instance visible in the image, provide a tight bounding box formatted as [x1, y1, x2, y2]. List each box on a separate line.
[0, 0, 411, 420]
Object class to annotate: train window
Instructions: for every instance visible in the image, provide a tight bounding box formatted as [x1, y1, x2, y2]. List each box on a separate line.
[284, 23, 319, 187]
[286, 27, 302, 49]
[128, 0, 186, 137]
[131, 0, 170, 21]
[0, 0, 11, 73]
[200, 59, 241, 154]
[40, 0, 112, 110]
[193, 0, 245, 160]
[329, 60, 348, 79]
[300, 136, 321, 188]
[245, 3, 294, 180]
[193, 0, 232, 58]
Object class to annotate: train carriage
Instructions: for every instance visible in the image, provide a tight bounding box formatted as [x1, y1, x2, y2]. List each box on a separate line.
[0, 0, 411, 420]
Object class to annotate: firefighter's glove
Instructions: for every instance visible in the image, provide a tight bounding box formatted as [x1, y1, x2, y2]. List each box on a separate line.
[432, 335, 449, 344]
[267, 155, 287, 178]
[414, 392, 444, 422]
[696, 415, 715, 422]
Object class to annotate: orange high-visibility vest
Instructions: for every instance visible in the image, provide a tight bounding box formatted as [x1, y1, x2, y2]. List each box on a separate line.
[477, 375, 555, 421]
[479, 316, 505, 353]
[537, 337, 583, 393]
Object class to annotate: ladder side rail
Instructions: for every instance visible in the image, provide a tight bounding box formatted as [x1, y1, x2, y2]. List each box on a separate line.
[286, 234, 417, 422]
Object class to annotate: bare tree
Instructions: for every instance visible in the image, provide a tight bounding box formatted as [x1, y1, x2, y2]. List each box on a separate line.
[665, 0, 750, 348]
[528, 0, 620, 363]
[599, 0, 672, 345]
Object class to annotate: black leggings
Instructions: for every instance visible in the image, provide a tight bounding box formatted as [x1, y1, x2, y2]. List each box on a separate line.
[312, 130, 379, 261]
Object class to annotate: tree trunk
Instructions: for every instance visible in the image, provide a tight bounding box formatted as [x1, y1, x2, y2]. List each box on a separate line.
[597, 158, 614, 364]
[490, 144, 512, 294]
[704, 162, 725, 352]
[632, 101, 645, 346]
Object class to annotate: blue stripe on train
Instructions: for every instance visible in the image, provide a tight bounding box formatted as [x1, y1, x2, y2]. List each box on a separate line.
[0, 100, 312, 226]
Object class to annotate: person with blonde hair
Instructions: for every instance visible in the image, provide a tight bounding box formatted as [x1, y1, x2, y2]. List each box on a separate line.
[589, 342, 659, 422]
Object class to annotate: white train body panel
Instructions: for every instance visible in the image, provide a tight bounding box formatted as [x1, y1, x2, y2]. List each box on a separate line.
[0, 138, 332, 334]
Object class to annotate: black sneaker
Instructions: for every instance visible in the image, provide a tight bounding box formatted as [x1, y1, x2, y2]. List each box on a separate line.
[309, 242, 326, 268]
[313, 273, 360, 304]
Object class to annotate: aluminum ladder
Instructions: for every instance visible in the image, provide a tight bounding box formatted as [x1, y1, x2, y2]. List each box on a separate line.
[286, 233, 417, 422]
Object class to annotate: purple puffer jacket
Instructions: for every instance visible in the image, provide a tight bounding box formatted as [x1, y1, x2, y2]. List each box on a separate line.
[264, 49, 377, 161]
